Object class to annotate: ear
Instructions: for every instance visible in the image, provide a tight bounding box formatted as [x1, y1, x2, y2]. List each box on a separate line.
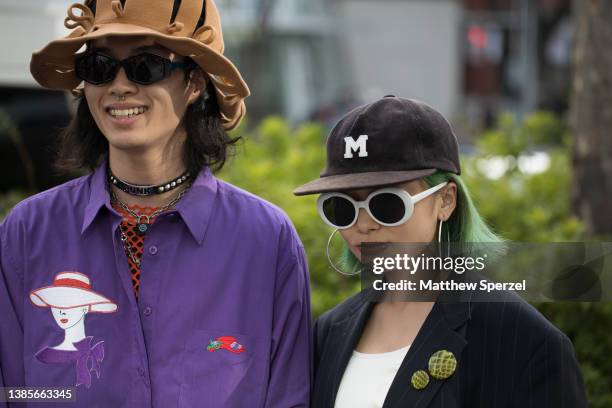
[438, 182, 457, 221]
[187, 68, 208, 105]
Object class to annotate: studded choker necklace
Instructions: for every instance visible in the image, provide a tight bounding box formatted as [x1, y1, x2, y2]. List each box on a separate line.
[108, 167, 191, 196]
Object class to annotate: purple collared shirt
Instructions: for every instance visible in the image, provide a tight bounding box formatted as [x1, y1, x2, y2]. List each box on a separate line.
[0, 163, 312, 407]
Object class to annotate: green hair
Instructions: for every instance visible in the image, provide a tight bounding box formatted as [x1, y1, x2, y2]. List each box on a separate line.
[424, 171, 504, 244]
[338, 171, 505, 272]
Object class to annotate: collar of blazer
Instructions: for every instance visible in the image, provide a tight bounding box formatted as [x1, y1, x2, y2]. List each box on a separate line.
[319, 288, 472, 408]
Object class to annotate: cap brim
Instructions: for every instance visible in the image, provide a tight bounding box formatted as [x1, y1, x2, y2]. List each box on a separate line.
[30, 23, 249, 130]
[293, 169, 437, 196]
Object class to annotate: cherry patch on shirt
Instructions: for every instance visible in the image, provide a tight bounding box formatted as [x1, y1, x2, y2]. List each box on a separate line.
[207, 336, 245, 354]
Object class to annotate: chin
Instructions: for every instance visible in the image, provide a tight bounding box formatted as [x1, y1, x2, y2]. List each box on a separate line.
[107, 134, 152, 150]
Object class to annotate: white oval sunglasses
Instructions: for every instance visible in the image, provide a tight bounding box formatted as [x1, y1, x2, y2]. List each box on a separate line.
[317, 182, 448, 229]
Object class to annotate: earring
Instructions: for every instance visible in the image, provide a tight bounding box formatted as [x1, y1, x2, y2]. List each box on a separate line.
[326, 229, 360, 276]
[438, 219, 450, 258]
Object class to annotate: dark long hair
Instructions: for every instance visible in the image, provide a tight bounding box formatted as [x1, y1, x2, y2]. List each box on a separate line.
[53, 0, 240, 175]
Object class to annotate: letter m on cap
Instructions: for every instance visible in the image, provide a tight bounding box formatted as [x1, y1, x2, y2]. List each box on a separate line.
[344, 135, 369, 158]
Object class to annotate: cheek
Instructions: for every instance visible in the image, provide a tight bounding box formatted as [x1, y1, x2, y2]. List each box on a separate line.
[83, 88, 104, 117]
[338, 229, 361, 257]
[339, 228, 358, 245]
[395, 215, 438, 242]
[83, 84, 100, 102]
[163, 78, 192, 113]
[150, 91, 182, 120]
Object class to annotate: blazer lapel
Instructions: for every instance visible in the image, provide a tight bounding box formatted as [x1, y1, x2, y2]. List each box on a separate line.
[382, 301, 471, 408]
[319, 290, 375, 407]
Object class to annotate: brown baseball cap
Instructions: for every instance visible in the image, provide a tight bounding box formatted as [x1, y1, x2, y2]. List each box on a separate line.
[29, 0, 249, 130]
[293, 96, 461, 196]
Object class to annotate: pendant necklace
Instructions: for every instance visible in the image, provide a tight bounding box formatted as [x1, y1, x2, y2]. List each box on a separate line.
[110, 182, 191, 235]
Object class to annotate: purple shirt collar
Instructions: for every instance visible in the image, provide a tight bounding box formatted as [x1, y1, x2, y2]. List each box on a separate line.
[81, 161, 218, 245]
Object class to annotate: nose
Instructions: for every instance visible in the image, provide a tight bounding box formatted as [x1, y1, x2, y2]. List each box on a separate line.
[355, 208, 380, 234]
[108, 66, 137, 98]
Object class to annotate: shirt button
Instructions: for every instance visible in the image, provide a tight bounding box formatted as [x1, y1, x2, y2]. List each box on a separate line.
[148, 246, 158, 255]
[143, 306, 153, 316]
[138, 367, 145, 376]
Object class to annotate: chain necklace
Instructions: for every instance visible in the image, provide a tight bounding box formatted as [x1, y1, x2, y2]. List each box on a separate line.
[111, 182, 191, 268]
[118, 223, 143, 268]
[111, 183, 190, 235]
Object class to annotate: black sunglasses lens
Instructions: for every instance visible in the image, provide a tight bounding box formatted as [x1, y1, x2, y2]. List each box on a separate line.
[75, 53, 117, 84]
[124, 54, 168, 84]
[369, 193, 406, 224]
[322, 196, 356, 228]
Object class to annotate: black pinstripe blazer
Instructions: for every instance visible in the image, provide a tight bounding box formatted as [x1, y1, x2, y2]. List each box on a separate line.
[312, 289, 588, 408]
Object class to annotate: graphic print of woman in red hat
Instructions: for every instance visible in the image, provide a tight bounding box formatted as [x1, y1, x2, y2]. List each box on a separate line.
[30, 272, 117, 388]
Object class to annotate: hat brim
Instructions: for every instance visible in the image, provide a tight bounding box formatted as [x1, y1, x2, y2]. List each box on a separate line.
[30, 286, 118, 313]
[293, 169, 437, 196]
[30, 23, 249, 130]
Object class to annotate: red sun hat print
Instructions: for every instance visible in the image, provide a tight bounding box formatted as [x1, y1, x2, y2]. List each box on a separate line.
[30, 272, 118, 313]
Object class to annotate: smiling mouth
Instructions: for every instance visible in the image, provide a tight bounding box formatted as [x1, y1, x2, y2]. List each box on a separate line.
[60, 318, 68, 324]
[107, 106, 148, 118]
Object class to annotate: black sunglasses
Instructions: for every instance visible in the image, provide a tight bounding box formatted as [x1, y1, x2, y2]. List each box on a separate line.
[74, 51, 195, 85]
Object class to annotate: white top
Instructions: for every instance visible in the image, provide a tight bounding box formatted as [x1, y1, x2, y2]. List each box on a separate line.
[334, 345, 411, 408]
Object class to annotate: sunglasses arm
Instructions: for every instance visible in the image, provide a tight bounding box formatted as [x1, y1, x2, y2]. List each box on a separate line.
[411, 182, 448, 203]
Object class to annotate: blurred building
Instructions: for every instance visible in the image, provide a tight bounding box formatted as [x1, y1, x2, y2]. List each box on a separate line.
[333, 0, 571, 138]
[333, 0, 463, 121]
[216, 0, 350, 123]
[0, 1, 74, 191]
[460, 0, 572, 134]
[220, 0, 469, 125]
[220, 0, 572, 132]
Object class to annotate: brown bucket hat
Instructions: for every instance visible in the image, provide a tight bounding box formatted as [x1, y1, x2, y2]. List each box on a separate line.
[30, 0, 250, 130]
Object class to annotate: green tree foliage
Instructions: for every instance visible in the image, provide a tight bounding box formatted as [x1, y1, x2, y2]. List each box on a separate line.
[464, 112, 610, 405]
[463, 111, 583, 242]
[219, 117, 360, 318]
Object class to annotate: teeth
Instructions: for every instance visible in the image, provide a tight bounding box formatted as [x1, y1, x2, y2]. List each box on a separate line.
[109, 106, 147, 118]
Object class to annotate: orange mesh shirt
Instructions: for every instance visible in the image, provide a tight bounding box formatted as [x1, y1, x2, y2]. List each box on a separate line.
[111, 202, 162, 300]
